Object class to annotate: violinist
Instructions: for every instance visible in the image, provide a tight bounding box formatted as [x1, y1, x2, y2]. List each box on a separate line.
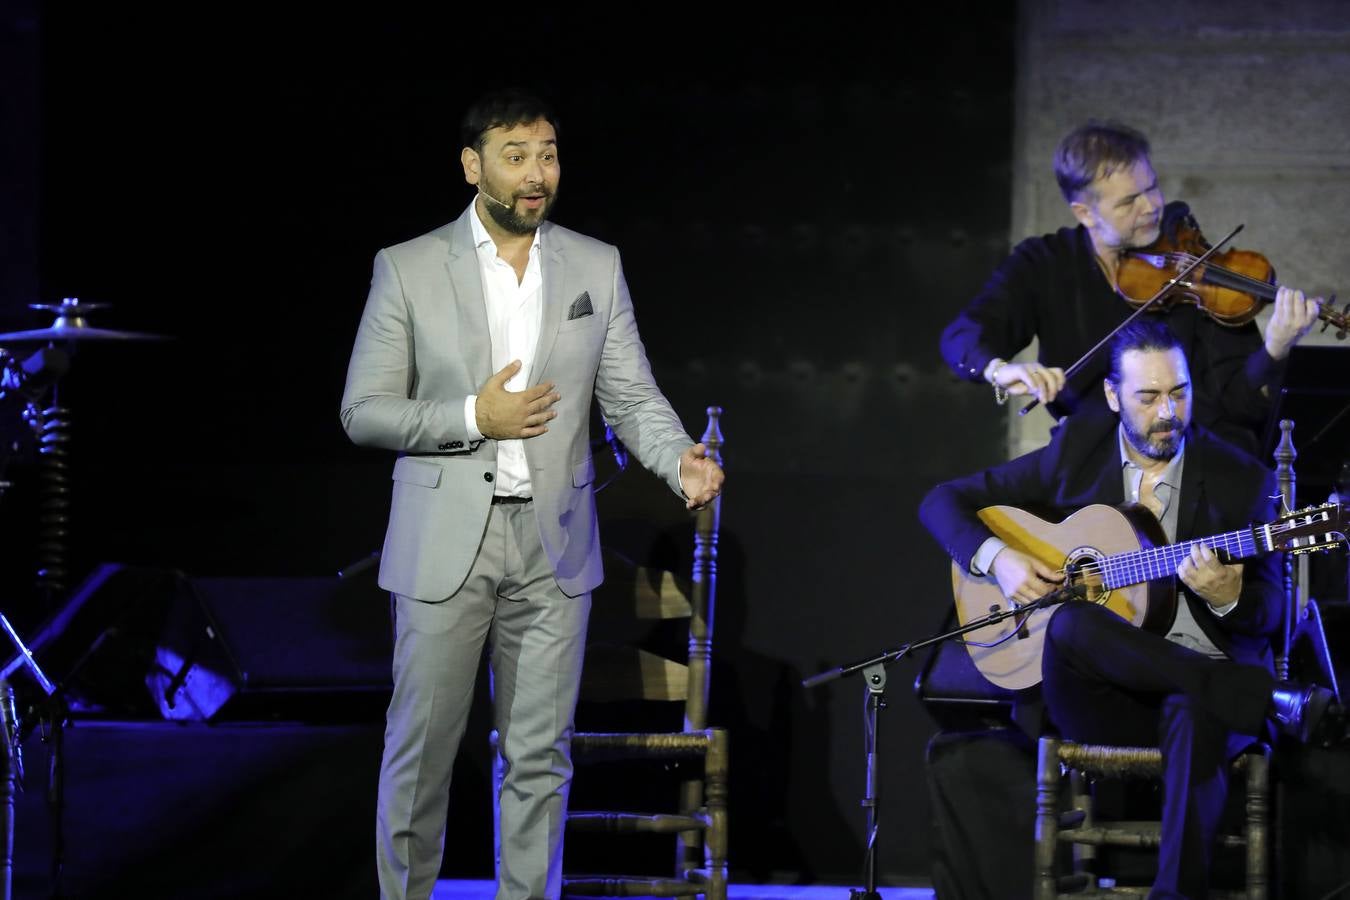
[940, 120, 1324, 456]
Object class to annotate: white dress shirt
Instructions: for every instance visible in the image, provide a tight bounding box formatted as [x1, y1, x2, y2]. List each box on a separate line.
[462, 201, 543, 498]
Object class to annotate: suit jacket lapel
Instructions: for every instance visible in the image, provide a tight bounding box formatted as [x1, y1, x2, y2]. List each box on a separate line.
[446, 211, 493, 388]
[530, 223, 566, 386]
[1078, 424, 1127, 509]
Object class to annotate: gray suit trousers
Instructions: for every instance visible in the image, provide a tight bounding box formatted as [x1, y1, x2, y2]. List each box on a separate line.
[376, 501, 591, 900]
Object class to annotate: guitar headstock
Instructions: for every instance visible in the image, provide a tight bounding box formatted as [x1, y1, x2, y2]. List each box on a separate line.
[1272, 501, 1349, 554]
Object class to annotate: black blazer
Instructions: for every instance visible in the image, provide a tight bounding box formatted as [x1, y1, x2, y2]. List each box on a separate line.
[918, 412, 1283, 672]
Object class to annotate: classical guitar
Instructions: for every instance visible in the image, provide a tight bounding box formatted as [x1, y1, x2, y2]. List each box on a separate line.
[951, 501, 1348, 690]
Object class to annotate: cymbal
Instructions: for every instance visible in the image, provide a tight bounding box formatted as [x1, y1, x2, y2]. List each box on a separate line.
[0, 325, 170, 342]
[0, 296, 171, 343]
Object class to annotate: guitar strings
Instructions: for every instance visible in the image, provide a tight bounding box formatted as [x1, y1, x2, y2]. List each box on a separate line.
[960, 515, 1336, 650]
[1039, 518, 1302, 585]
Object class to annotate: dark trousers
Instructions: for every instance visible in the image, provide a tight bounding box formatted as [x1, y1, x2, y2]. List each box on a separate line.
[1041, 603, 1273, 899]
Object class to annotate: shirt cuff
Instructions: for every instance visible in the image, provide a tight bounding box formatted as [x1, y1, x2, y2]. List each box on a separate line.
[972, 537, 1008, 576]
[465, 395, 484, 441]
[1210, 598, 1239, 617]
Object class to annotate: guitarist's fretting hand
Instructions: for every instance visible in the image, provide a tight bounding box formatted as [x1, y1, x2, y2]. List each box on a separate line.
[1177, 544, 1243, 609]
[991, 547, 1066, 605]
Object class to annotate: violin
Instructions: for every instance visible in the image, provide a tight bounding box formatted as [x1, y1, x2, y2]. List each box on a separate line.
[1116, 214, 1348, 339]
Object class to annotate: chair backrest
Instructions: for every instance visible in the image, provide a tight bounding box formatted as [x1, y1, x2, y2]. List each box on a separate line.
[577, 406, 723, 731]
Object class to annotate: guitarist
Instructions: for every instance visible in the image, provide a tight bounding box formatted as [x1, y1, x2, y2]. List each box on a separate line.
[920, 317, 1341, 898]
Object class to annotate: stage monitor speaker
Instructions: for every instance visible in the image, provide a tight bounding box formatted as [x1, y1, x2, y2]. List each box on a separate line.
[1, 564, 185, 718]
[4, 565, 395, 725]
[148, 573, 394, 722]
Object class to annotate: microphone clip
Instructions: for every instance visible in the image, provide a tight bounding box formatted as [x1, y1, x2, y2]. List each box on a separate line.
[1034, 581, 1087, 609]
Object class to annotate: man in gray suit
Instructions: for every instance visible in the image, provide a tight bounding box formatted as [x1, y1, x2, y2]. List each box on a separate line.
[340, 88, 725, 900]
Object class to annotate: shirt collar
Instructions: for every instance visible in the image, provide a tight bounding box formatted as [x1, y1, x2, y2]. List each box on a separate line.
[467, 199, 542, 255]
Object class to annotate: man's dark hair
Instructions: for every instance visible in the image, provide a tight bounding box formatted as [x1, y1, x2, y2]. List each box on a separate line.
[460, 88, 559, 153]
[1054, 120, 1151, 203]
[1105, 317, 1184, 387]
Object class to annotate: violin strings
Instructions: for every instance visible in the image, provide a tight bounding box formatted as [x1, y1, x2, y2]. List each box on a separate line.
[1165, 252, 1277, 294]
[1162, 251, 1346, 328]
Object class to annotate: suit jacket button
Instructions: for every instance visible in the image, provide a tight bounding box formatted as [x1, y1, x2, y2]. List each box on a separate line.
[484, 472, 494, 483]
[452, 440, 463, 448]
[438, 442, 449, 450]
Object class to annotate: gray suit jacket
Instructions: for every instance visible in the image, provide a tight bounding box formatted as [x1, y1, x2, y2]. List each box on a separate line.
[341, 206, 692, 601]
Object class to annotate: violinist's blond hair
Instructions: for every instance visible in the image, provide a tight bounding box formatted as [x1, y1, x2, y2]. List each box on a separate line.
[1054, 120, 1151, 204]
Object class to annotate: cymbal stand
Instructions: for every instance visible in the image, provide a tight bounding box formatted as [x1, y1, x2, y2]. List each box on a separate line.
[1, 344, 71, 603]
[1, 344, 68, 898]
[30, 390, 71, 602]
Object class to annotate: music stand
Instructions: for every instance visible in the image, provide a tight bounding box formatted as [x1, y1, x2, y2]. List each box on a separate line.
[1263, 345, 1350, 602]
[1262, 345, 1350, 495]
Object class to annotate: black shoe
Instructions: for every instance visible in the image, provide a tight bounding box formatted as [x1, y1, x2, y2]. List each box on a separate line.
[1270, 681, 1335, 744]
[1314, 701, 1350, 748]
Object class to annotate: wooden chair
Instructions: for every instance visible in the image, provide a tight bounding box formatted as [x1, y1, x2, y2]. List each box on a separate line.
[562, 405, 727, 900]
[493, 406, 728, 899]
[560, 405, 727, 899]
[1033, 736, 1271, 899]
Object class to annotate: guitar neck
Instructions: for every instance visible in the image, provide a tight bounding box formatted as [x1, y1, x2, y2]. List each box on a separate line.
[1100, 525, 1269, 590]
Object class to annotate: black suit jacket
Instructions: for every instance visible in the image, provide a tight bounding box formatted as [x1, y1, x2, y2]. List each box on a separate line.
[918, 412, 1283, 672]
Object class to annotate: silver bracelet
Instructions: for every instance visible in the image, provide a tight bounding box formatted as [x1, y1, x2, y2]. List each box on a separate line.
[988, 361, 1009, 406]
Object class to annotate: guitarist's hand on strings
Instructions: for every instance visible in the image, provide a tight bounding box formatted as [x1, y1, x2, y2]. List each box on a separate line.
[1177, 544, 1243, 609]
[991, 547, 1066, 605]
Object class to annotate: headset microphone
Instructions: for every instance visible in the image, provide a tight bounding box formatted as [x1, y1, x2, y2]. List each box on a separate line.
[477, 186, 515, 211]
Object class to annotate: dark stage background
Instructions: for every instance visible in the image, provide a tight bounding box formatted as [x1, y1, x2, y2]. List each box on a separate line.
[2, 7, 1021, 887]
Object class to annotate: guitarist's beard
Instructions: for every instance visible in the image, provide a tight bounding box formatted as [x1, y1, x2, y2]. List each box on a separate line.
[1123, 415, 1186, 461]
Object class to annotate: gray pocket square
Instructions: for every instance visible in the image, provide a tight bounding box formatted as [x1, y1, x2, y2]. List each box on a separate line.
[567, 292, 593, 320]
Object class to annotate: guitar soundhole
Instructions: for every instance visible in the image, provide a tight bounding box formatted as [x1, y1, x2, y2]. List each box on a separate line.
[1065, 547, 1109, 604]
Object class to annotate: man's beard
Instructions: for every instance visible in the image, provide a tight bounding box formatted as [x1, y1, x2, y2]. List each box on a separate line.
[1128, 219, 1161, 249]
[483, 187, 557, 235]
[1124, 416, 1185, 460]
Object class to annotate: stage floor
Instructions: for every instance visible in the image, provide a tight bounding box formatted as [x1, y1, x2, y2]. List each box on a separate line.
[432, 882, 935, 899]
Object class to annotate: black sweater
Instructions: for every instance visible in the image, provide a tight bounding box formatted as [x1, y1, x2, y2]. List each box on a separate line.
[940, 202, 1282, 456]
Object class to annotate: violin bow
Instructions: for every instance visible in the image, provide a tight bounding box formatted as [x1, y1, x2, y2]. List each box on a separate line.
[1018, 223, 1245, 417]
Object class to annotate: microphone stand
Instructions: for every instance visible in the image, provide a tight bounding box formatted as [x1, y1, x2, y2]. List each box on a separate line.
[802, 583, 1085, 899]
[1, 612, 58, 900]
